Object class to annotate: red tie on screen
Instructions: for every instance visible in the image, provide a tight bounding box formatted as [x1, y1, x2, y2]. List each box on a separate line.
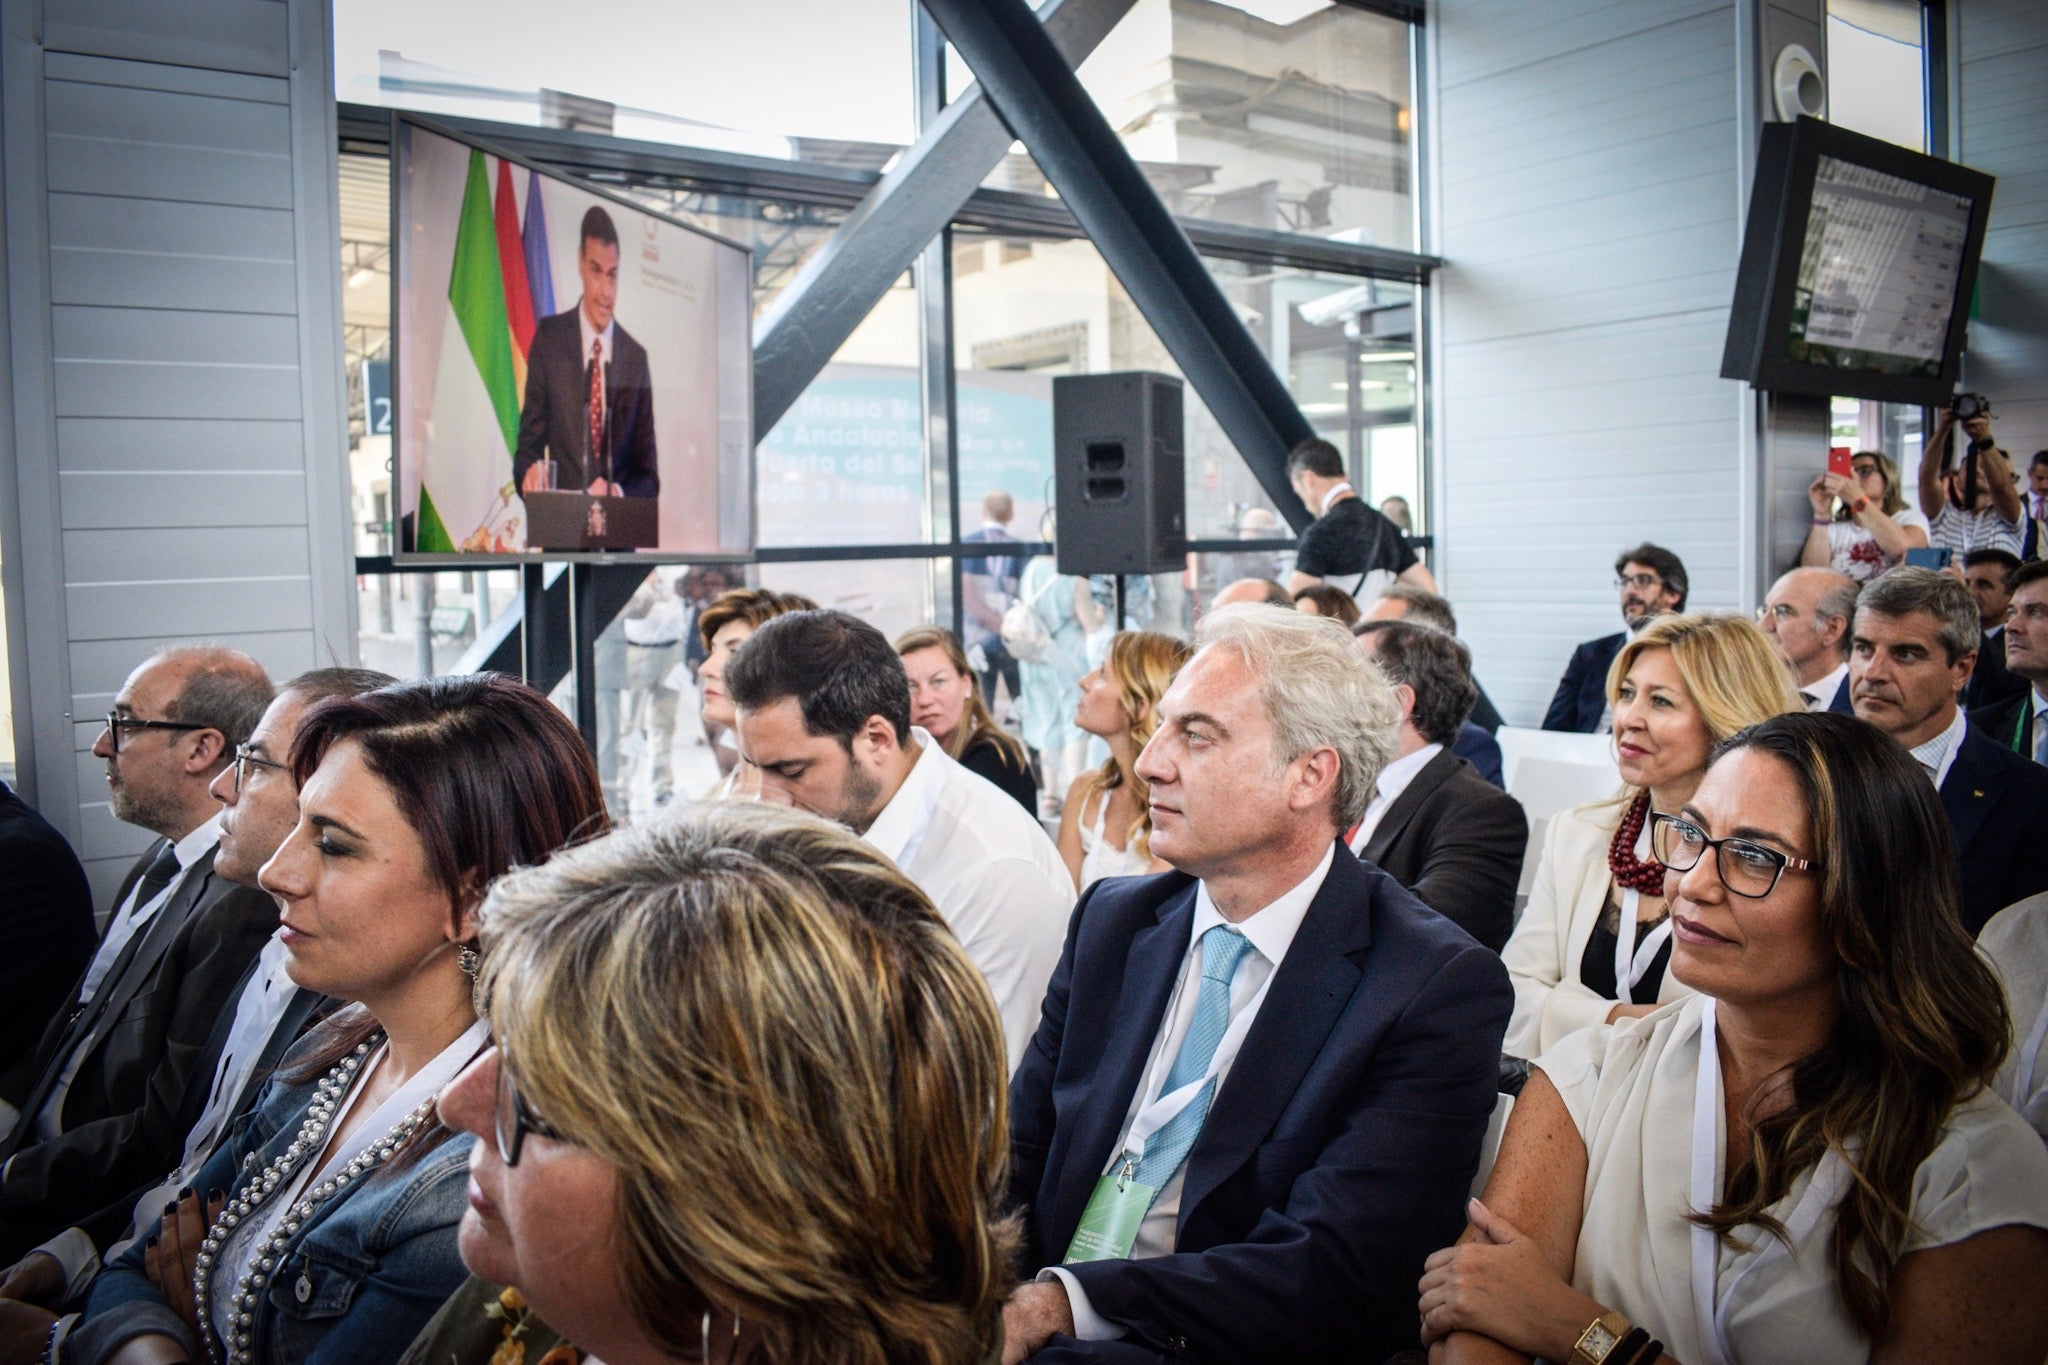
[587, 337, 604, 485]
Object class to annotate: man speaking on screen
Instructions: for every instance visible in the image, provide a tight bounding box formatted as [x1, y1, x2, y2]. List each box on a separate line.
[513, 205, 659, 502]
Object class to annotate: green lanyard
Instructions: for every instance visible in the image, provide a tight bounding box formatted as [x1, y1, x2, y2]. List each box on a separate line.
[2017, 702, 2034, 757]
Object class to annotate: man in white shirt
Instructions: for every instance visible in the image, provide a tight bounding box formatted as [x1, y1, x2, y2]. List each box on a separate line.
[1000, 607, 1512, 1363]
[0, 648, 276, 1264]
[725, 609, 1073, 1072]
[1852, 567, 2048, 935]
[1758, 567, 1858, 714]
[0, 669, 393, 1323]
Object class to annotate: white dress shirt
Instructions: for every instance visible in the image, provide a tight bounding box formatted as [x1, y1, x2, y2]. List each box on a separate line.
[34, 816, 223, 1144]
[1909, 706, 1969, 790]
[1349, 743, 1442, 854]
[1043, 844, 1335, 1341]
[862, 730, 1074, 1073]
[1800, 661, 1849, 712]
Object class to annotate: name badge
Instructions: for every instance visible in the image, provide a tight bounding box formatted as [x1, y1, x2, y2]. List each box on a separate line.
[1063, 1165, 1155, 1263]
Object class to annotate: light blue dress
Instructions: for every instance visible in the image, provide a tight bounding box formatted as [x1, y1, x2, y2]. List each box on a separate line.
[1017, 556, 1090, 759]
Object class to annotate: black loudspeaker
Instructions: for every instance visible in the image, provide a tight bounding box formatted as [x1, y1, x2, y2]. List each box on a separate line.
[1052, 371, 1185, 576]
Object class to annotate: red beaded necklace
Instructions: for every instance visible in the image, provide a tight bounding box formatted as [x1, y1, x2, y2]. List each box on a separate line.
[1608, 791, 1669, 896]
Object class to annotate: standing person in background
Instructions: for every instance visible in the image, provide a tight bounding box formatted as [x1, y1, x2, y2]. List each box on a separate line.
[1380, 494, 1413, 534]
[1801, 448, 1931, 581]
[1284, 438, 1436, 605]
[1209, 507, 1284, 593]
[2022, 451, 2048, 562]
[0, 783, 93, 1076]
[1015, 528, 1101, 821]
[962, 491, 1024, 715]
[619, 574, 687, 808]
[1055, 631, 1190, 891]
[896, 626, 1038, 815]
[1506, 614, 1800, 1059]
[1919, 395, 2022, 556]
[1962, 548, 2027, 711]
[1542, 543, 1689, 734]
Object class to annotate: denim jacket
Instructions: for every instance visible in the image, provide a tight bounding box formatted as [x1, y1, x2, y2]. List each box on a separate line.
[67, 1054, 474, 1364]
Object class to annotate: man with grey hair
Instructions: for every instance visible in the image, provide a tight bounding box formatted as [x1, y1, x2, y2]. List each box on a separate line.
[0, 646, 276, 1263]
[1002, 606, 1512, 1363]
[1851, 566, 2048, 934]
[1760, 566, 1858, 713]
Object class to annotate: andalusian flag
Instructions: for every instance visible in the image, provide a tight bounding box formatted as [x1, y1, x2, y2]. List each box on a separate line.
[416, 149, 548, 552]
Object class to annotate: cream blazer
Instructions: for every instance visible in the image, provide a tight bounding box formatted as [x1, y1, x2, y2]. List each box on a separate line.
[1501, 798, 1695, 1059]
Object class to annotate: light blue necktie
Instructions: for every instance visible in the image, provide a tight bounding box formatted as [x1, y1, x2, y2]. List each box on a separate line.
[2034, 706, 2048, 767]
[1127, 925, 1255, 1198]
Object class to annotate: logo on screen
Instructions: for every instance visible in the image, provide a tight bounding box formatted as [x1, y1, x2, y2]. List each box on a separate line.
[642, 216, 660, 265]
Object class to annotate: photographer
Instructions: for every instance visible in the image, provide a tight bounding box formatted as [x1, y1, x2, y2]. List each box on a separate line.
[1918, 393, 2023, 555]
[1800, 448, 1929, 581]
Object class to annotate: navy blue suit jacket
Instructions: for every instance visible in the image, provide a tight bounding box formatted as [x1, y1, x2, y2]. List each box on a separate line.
[1007, 845, 1512, 1362]
[1452, 721, 1504, 787]
[1542, 632, 1624, 733]
[1941, 721, 2048, 936]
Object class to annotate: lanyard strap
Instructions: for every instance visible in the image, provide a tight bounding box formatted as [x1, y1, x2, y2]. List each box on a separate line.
[1111, 953, 1271, 1171]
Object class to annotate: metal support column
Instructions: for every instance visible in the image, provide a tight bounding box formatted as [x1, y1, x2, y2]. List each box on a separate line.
[912, 1, 964, 634]
[918, 0, 1319, 531]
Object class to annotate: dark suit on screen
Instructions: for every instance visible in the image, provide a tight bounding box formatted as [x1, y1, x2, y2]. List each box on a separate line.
[0, 782, 96, 1073]
[1543, 631, 1625, 733]
[0, 845, 275, 1261]
[511, 308, 658, 500]
[1355, 749, 1528, 953]
[1007, 848, 1512, 1362]
[1940, 721, 2048, 937]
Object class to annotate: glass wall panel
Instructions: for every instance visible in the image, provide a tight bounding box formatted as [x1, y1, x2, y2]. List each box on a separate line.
[951, 0, 1415, 249]
[335, 0, 913, 154]
[1825, 0, 1927, 153]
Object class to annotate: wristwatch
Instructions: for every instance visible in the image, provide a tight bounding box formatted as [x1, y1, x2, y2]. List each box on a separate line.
[1570, 1310, 1634, 1365]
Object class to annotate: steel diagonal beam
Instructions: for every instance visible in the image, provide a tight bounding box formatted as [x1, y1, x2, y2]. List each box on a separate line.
[751, 0, 1136, 436]
[917, 0, 1318, 530]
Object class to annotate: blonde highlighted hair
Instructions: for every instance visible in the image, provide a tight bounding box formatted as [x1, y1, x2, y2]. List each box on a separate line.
[1605, 613, 1802, 760]
[1083, 630, 1192, 859]
[893, 625, 1028, 772]
[477, 803, 1014, 1365]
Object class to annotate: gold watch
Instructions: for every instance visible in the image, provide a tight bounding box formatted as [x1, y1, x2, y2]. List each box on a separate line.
[1569, 1310, 1633, 1365]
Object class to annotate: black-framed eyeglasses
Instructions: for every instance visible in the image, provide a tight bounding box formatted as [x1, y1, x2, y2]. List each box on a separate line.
[1649, 813, 1819, 899]
[494, 1054, 562, 1167]
[231, 744, 287, 794]
[103, 712, 205, 754]
[1615, 572, 1663, 591]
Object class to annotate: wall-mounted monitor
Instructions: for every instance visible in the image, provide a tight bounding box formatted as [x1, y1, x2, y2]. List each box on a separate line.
[391, 115, 754, 562]
[1721, 116, 1994, 407]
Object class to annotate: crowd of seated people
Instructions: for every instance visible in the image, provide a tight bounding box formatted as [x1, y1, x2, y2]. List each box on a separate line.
[3, 522, 2048, 1363]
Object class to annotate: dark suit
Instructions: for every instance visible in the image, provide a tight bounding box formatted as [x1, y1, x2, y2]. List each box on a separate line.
[0, 845, 275, 1260]
[1940, 721, 2048, 937]
[0, 782, 95, 1073]
[1356, 749, 1528, 953]
[1451, 721, 1504, 787]
[1970, 688, 2037, 758]
[1824, 673, 1856, 715]
[1008, 848, 1512, 1362]
[1963, 626, 2028, 711]
[511, 308, 658, 499]
[1469, 682, 1505, 734]
[1542, 631, 1624, 733]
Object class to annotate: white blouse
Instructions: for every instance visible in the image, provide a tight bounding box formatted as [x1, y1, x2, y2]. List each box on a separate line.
[1538, 997, 2048, 1363]
[1078, 785, 1152, 890]
[1981, 893, 2048, 1142]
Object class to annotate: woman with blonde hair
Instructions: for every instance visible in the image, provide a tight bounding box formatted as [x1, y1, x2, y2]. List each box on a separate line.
[895, 626, 1037, 814]
[1501, 614, 1801, 1058]
[695, 587, 818, 799]
[420, 802, 1014, 1365]
[1055, 630, 1191, 889]
[1800, 448, 1931, 582]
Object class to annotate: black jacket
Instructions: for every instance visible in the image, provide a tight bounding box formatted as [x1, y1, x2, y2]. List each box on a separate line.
[1543, 632, 1625, 733]
[1355, 748, 1529, 953]
[1941, 721, 2048, 937]
[511, 308, 658, 498]
[0, 782, 95, 1073]
[1963, 626, 2029, 712]
[0, 845, 275, 1260]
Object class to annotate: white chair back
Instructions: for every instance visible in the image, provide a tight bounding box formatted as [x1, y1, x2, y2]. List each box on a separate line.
[1496, 728, 1621, 898]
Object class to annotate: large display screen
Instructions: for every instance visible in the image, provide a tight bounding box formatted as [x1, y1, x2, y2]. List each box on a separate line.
[1722, 117, 1994, 407]
[392, 117, 753, 561]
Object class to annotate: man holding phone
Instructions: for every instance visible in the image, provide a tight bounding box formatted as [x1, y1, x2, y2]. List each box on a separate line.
[1918, 394, 2022, 557]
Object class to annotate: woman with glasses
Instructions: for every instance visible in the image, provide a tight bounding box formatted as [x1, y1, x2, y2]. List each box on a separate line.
[1420, 712, 2048, 1363]
[1800, 448, 1931, 582]
[62, 675, 607, 1365]
[407, 802, 1013, 1365]
[1503, 615, 1800, 1060]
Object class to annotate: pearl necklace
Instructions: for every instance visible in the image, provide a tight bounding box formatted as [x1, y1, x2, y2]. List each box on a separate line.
[189, 1040, 433, 1365]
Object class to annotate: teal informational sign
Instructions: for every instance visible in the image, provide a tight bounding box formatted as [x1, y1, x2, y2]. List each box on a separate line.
[756, 364, 1052, 548]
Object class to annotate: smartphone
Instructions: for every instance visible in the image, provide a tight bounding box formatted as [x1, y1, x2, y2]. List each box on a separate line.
[1904, 547, 1954, 570]
[1828, 447, 1854, 479]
